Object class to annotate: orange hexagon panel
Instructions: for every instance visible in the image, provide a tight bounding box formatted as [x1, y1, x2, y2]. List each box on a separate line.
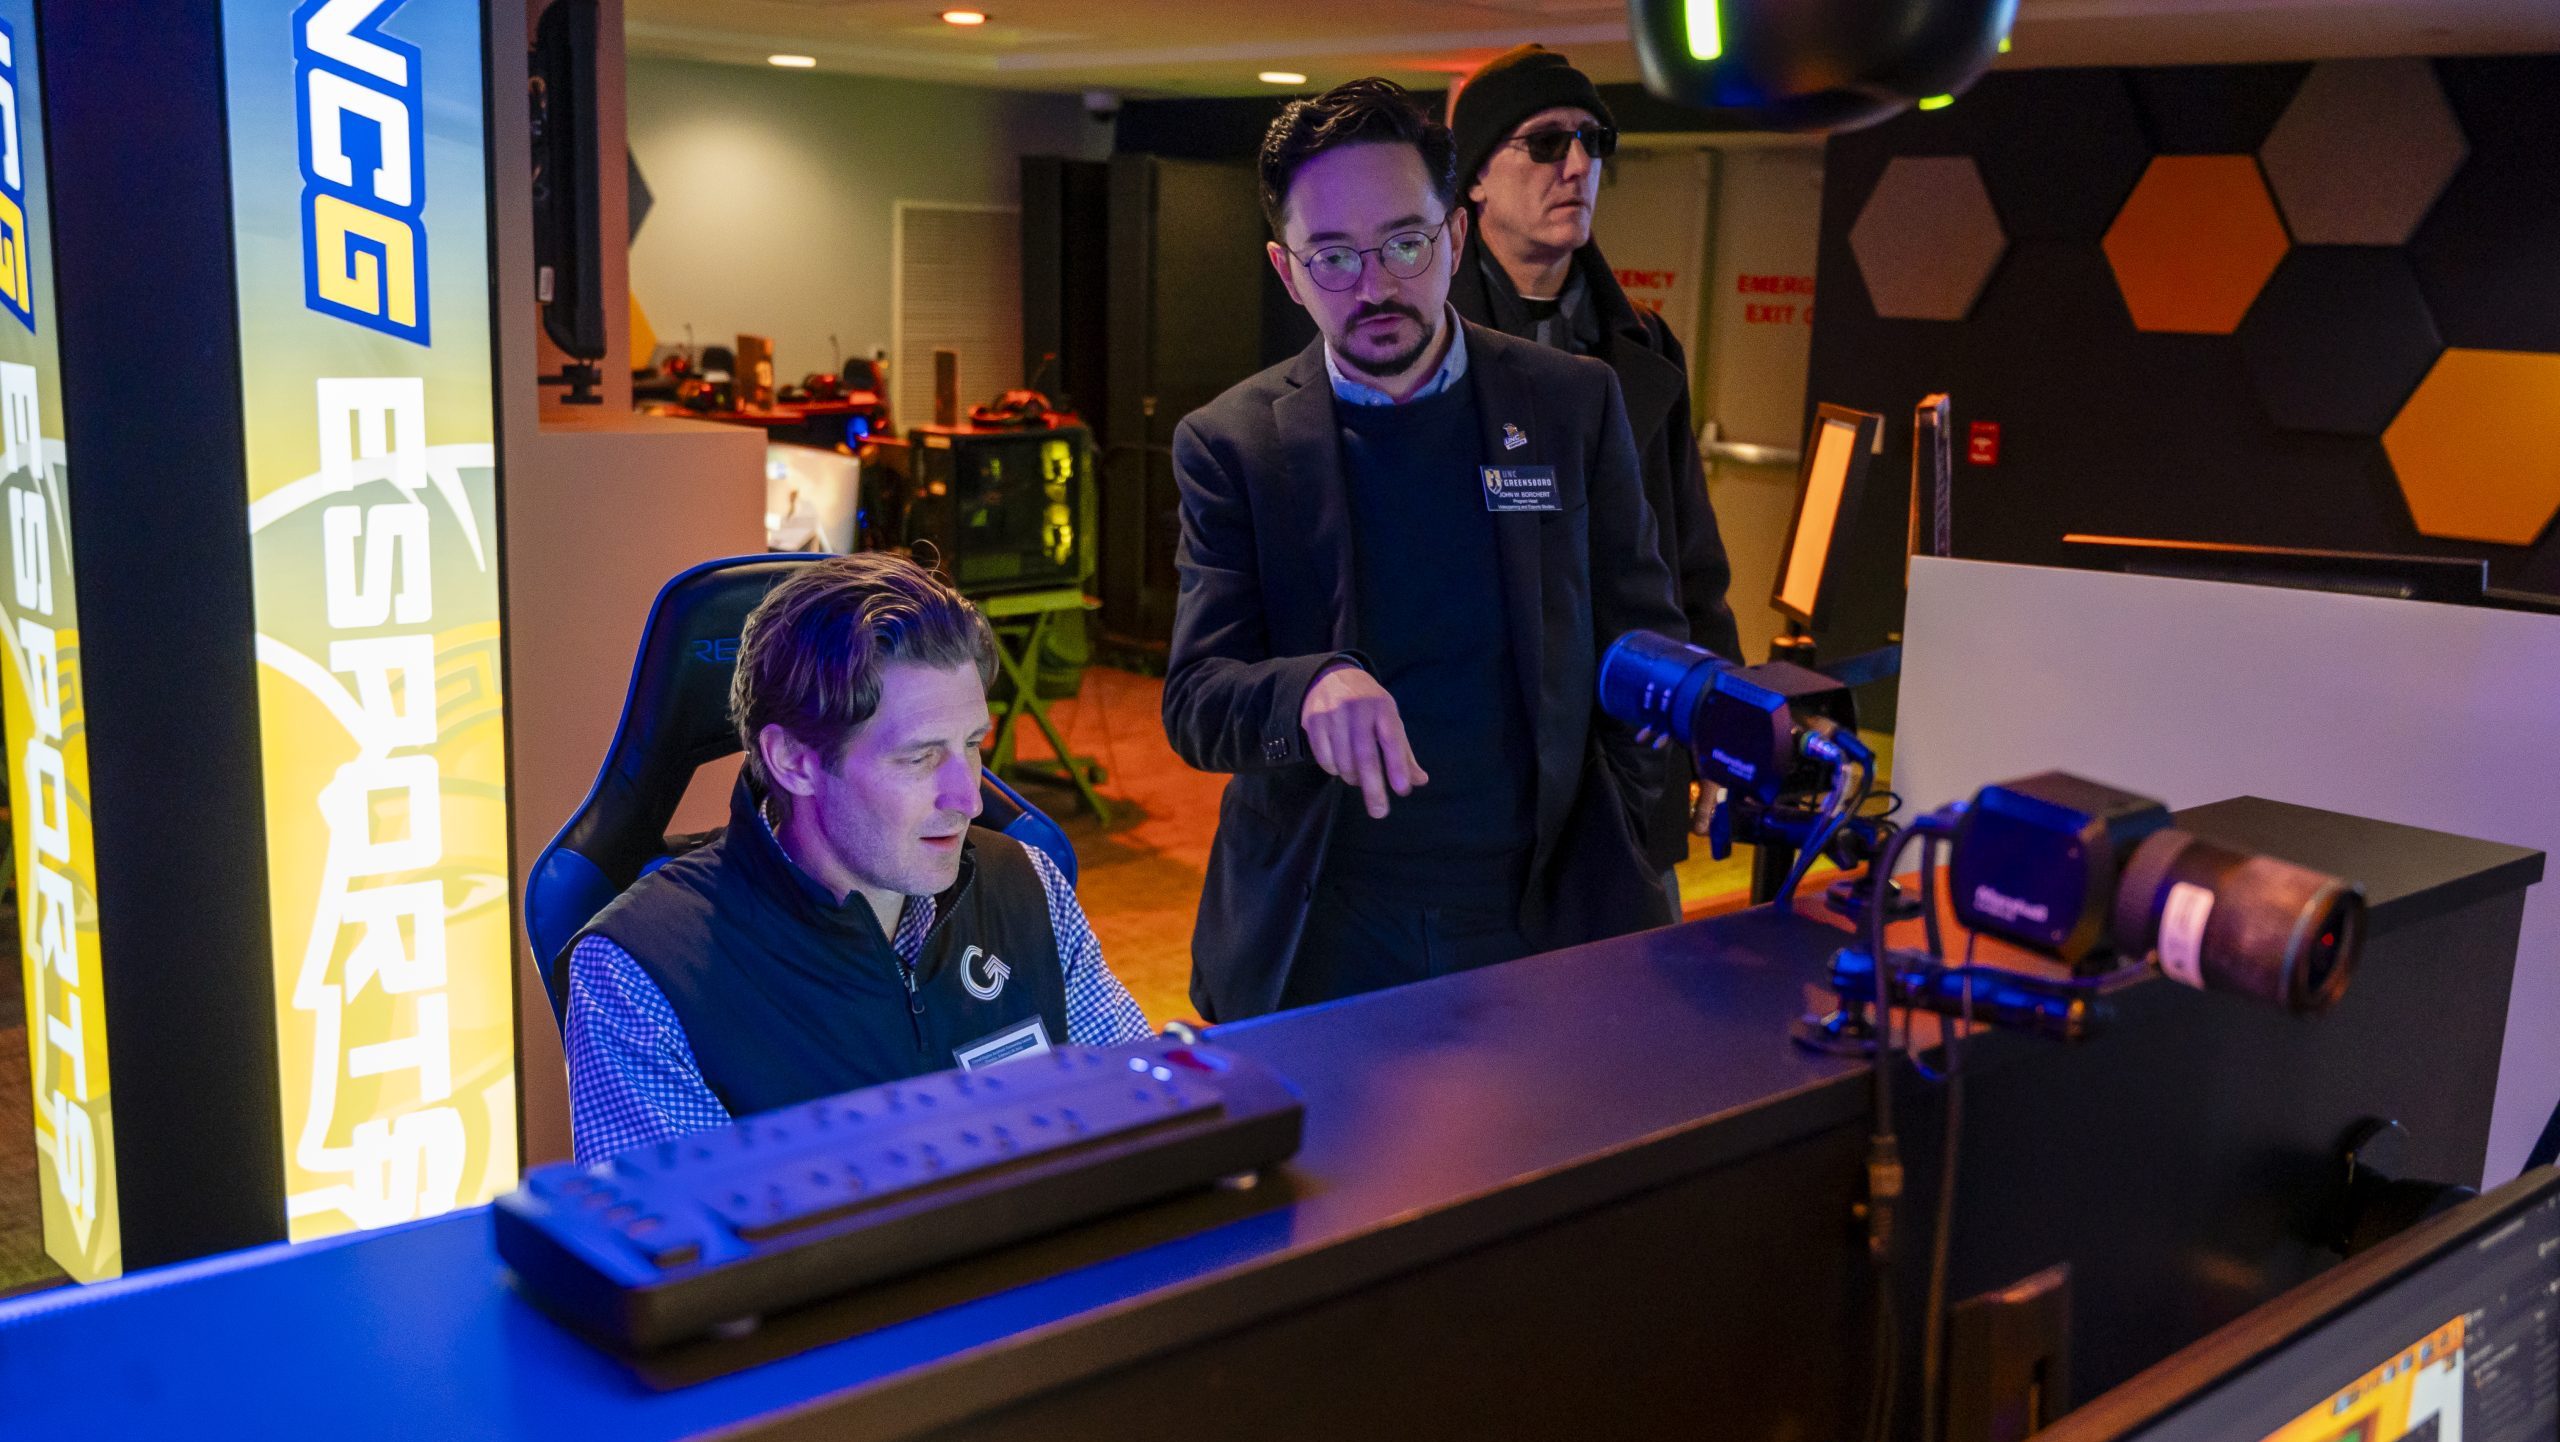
[2382, 349, 2560, 545]
[2102, 156, 2291, 334]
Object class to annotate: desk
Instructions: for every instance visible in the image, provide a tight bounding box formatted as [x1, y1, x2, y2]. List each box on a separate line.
[0, 799, 2534, 1440]
[647, 396, 886, 450]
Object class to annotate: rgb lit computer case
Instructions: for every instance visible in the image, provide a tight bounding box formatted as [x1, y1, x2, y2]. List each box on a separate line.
[896, 423, 1094, 597]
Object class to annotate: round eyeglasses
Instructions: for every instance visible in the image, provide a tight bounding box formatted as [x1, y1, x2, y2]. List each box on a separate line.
[1504, 123, 1618, 166]
[1286, 220, 1450, 293]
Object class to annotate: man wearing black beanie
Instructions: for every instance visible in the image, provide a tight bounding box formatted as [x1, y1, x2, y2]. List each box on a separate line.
[1451, 44, 1742, 917]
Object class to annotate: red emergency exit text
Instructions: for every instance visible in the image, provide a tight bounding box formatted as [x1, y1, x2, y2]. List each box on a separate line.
[1737, 273, 1816, 325]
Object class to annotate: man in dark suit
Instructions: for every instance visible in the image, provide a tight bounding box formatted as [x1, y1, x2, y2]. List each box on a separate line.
[1449, 46, 1744, 915]
[1163, 78, 1687, 1022]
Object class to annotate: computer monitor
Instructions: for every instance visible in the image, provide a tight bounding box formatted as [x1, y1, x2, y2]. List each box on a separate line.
[530, 0, 603, 365]
[2046, 1166, 2560, 1442]
[2060, 535, 2491, 605]
[1771, 403, 1884, 626]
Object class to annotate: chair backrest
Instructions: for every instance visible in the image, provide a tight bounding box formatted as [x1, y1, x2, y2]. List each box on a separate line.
[523, 554, 1077, 1021]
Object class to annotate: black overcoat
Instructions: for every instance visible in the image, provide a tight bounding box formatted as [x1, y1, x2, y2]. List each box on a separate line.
[1453, 243, 1745, 871]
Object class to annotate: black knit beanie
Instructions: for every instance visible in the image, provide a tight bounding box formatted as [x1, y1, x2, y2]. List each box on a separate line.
[1451, 45, 1616, 196]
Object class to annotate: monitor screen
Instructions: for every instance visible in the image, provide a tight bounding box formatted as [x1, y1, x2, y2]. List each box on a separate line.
[1776, 413, 1865, 621]
[2066, 1171, 2560, 1442]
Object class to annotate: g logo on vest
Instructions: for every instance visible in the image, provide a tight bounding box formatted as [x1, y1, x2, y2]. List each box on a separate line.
[961, 945, 1011, 1001]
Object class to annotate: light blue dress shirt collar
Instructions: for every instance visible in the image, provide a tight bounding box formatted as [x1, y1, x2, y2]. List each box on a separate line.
[1323, 305, 1471, 407]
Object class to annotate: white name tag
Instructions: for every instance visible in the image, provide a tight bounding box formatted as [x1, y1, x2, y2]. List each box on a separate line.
[953, 1015, 1052, 1069]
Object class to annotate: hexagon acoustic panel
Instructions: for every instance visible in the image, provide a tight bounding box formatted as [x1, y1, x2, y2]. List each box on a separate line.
[2103, 156, 2292, 333]
[2382, 348, 2560, 545]
[1958, 70, 2152, 243]
[2410, 59, 2560, 352]
[1848, 156, 2007, 321]
[2238, 248, 2441, 435]
[2129, 64, 2309, 153]
[2259, 59, 2467, 246]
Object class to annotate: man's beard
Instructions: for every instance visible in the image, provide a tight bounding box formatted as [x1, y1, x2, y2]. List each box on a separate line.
[1334, 301, 1436, 382]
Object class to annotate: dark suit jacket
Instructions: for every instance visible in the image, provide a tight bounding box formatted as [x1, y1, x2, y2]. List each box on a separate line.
[1453, 241, 1743, 870]
[1163, 322, 1688, 1021]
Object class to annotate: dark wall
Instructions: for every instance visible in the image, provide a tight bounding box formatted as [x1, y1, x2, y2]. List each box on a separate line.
[1112, 83, 1709, 372]
[1805, 56, 2560, 661]
[1112, 81, 1776, 161]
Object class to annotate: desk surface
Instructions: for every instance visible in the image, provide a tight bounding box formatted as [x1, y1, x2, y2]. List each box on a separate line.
[0, 799, 2533, 1440]
[647, 396, 882, 429]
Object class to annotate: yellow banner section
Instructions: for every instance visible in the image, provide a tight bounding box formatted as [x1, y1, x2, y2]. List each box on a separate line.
[3, 359, 118, 1281]
[226, 0, 516, 1243]
[250, 387, 515, 1242]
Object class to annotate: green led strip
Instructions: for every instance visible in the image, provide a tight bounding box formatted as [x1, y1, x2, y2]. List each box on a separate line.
[1685, 0, 1723, 62]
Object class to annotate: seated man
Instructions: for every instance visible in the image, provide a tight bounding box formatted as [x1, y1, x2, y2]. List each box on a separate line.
[562, 553, 1150, 1162]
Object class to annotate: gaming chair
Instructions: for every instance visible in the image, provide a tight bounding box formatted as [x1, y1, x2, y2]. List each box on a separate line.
[523, 554, 1079, 1023]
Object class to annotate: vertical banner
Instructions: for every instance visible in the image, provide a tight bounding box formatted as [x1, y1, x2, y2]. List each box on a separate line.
[221, 0, 514, 1241]
[0, 5, 118, 1283]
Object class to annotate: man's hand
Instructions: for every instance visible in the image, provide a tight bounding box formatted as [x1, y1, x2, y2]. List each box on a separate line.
[1300, 661, 1427, 818]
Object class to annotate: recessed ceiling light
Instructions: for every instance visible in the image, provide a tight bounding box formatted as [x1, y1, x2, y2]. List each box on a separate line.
[1258, 71, 1307, 86]
[768, 54, 816, 68]
[941, 9, 988, 23]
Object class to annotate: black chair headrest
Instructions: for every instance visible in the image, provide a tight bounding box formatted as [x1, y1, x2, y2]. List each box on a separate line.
[524, 553, 1084, 1024]
[525, 556, 813, 985]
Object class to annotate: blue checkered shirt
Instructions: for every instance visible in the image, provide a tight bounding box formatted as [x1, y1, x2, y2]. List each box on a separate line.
[563, 842, 1150, 1163]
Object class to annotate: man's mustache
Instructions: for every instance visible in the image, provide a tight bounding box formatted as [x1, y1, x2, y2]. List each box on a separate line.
[1349, 301, 1424, 327]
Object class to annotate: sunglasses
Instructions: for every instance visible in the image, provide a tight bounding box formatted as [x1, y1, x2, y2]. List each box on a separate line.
[1505, 123, 1618, 166]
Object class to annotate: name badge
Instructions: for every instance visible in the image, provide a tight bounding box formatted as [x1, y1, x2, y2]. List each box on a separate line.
[1480, 465, 1561, 513]
[953, 1015, 1052, 1069]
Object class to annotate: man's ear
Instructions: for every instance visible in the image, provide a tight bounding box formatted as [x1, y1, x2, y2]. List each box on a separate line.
[758, 723, 825, 799]
[1267, 240, 1306, 308]
[1449, 202, 1471, 257]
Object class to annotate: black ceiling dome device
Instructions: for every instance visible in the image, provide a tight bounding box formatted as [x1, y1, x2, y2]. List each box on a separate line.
[1628, 0, 2017, 132]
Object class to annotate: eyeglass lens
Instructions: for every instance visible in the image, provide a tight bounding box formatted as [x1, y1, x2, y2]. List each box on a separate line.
[1520, 125, 1616, 165]
[1305, 231, 1437, 291]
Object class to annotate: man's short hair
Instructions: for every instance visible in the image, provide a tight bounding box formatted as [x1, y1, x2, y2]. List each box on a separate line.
[731, 553, 996, 788]
[1257, 77, 1457, 239]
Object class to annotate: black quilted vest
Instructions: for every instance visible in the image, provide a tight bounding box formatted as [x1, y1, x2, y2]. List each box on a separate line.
[575, 777, 1066, 1117]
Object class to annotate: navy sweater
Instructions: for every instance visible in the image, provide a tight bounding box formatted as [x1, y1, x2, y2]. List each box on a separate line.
[1329, 379, 1536, 886]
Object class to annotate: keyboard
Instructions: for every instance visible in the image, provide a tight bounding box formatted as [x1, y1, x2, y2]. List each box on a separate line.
[494, 1038, 1304, 1351]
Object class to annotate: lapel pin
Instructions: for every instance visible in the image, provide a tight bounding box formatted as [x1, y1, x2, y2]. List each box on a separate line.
[1502, 423, 1527, 451]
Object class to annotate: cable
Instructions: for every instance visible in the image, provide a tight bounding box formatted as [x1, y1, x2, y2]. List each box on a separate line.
[1778, 755, 1868, 905]
[1918, 909, 1976, 1442]
[1855, 818, 1929, 1442]
[1867, 1283, 1901, 1442]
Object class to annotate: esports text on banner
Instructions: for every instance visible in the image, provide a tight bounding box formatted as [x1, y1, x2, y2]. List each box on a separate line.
[0, 4, 120, 1284]
[226, 0, 514, 1242]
